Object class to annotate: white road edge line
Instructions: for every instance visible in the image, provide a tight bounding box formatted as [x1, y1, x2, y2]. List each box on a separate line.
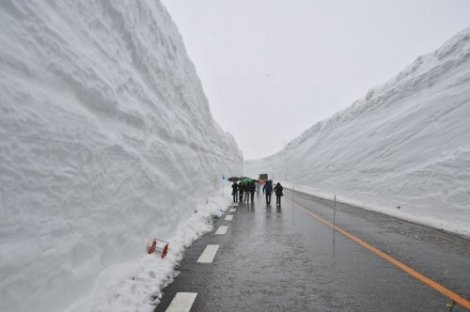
[225, 214, 233, 221]
[165, 292, 197, 312]
[215, 225, 228, 235]
[197, 244, 220, 263]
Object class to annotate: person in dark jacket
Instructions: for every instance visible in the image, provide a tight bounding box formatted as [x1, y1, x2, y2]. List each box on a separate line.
[250, 181, 256, 202]
[244, 183, 250, 202]
[263, 180, 273, 205]
[239, 182, 244, 202]
[274, 182, 283, 206]
[232, 182, 239, 202]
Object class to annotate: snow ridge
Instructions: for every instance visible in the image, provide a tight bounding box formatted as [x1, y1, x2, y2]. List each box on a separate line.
[0, 1, 241, 311]
[246, 28, 470, 237]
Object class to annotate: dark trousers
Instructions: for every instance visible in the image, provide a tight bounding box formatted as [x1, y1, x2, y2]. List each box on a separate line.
[233, 191, 238, 202]
[239, 191, 243, 202]
[265, 192, 272, 204]
[251, 191, 255, 202]
[276, 195, 281, 205]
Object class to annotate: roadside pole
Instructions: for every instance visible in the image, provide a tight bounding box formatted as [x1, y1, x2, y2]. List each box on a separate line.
[292, 186, 295, 220]
[333, 194, 337, 266]
[333, 194, 337, 242]
[292, 186, 295, 204]
[333, 194, 337, 227]
[222, 175, 225, 198]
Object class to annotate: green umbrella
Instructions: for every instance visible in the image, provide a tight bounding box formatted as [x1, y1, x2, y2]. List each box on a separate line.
[240, 177, 252, 184]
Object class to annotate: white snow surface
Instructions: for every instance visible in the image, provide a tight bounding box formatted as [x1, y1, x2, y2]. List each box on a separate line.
[0, 1, 241, 312]
[246, 28, 470, 238]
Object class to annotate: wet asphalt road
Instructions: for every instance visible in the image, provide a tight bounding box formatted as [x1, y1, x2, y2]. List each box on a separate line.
[155, 189, 470, 312]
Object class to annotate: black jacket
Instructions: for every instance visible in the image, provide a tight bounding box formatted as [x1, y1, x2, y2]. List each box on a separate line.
[274, 184, 283, 196]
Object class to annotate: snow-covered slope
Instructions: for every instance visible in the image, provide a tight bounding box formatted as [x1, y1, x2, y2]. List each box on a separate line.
[246, 28, 470, 237]
[0, 1, 241, 312]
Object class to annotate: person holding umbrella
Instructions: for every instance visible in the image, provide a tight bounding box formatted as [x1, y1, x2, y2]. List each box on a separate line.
[250, 180, 256, 202]
[244, 183, 250, 202]
[238, 177, 251, 203]
[232, 181, 239, 202]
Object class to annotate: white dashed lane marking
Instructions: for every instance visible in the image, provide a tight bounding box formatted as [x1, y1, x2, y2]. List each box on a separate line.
[225, 214, 233, 221]
[197, 244, 220, 263]
[229, 208, 236, 212]
[165, 292, 197, 312]
[215, 225, 228, 235]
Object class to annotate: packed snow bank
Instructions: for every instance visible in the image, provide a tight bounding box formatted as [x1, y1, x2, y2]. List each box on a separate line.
[0, 1, 241, 312]
[245, 28, 470, 237]
[65, 193, 230, 312]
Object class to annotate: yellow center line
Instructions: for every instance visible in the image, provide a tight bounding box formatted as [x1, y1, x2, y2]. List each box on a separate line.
[288, 196, 470, 310]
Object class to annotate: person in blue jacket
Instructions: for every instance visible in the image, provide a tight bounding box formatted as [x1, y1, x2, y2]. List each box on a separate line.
[262, 180, 273, 205]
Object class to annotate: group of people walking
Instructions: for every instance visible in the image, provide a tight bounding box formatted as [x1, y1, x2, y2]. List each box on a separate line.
[232, 179, 284, 206]
[231, 180, 256, 203]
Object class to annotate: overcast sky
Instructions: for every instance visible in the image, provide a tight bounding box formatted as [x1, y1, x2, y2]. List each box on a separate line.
[162, 0, 470, 160]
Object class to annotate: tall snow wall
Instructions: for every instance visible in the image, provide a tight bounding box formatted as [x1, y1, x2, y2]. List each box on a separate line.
[246, 28, 470, 237]
[0, 1, 242, 311]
